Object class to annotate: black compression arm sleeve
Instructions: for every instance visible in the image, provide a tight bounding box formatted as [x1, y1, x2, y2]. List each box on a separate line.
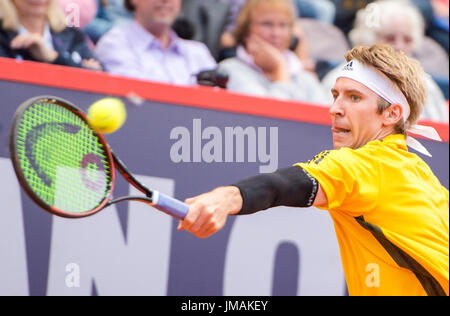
[232, 166, 319, 215]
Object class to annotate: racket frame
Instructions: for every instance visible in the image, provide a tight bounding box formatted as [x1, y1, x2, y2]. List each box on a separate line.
[9, 96, 116, 218]
[10, 96, 188, 220]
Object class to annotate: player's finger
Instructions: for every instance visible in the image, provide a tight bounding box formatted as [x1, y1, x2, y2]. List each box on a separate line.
[185, 197, 196, 204]
[196, 221, 223, 239]
[188, 205, 214, 234]
[180, 201, 202, 231]
[177, 198, 195, 231]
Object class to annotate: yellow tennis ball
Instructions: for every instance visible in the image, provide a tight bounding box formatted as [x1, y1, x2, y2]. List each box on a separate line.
[87, 98, 126, 134]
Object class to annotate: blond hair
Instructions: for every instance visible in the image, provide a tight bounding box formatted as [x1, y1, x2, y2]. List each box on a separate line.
[0, 0, 66, 32]
[345, 45, 427, 134]
[233, 0, 297, 46]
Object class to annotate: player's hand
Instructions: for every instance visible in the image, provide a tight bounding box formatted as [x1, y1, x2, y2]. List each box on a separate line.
[178, 186, 243, 238]
[10, 33, 58, 63]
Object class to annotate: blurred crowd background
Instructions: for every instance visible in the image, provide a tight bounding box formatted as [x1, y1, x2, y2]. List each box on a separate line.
[0, 0, 448, 122]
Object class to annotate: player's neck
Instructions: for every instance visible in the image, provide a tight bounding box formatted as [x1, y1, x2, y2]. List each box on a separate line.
[375, 127, 398, 142]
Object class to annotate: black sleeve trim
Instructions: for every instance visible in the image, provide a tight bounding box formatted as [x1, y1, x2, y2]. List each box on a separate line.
[355, 216, 446, 296]
[233, 166, 318, 215]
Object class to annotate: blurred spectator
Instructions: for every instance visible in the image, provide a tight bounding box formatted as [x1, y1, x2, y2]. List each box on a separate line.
[297, 17, 350, 79]
[222, 0, 247, 34]
[430, 0, 449, 53]
[413, 0, 449, 54]
[431, 0, 449, 31]
[58, 0, 98, 50]
[83, 0, 133, 43]
[218, 0, 251, 61]
[0, 0, 102, 70]
[104, 0, 134, 23]
[332, 0, 449, 55]
[95, 0, 216, 85]
[218, 0, 317, 73]
[218, 0, 328, 104]
[58, 0, 98, 29]
[294, 0, 335, 24]
[322, 0, 448, 122]
[177, 0, 230, 60]
[331, 0, 374, 35]
[58, 0, 133, 44]
[291, 19, 315, 73]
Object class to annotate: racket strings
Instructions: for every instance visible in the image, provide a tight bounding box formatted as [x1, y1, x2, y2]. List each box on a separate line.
[15, 102, 112, 213]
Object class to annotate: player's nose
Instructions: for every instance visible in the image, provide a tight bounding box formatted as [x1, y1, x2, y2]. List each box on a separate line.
[329, 99, 344, 117]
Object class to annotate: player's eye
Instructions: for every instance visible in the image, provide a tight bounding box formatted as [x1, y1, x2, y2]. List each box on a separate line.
[350, 94, 361, 102]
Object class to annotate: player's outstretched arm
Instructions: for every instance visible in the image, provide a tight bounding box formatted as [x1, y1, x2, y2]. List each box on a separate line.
[179, 166, 327, 238]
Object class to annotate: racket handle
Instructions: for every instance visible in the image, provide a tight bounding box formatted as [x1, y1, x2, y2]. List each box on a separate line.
[152, 191, 189, 220]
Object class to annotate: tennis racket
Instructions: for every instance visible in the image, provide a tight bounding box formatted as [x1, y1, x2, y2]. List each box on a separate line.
[9, 96, 189, 219]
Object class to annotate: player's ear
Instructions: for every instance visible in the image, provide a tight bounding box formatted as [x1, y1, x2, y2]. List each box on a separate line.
[382, 103, 403, 127]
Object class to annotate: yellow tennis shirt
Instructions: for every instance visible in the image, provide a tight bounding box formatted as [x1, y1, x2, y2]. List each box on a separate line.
[296, 134, 449, 296]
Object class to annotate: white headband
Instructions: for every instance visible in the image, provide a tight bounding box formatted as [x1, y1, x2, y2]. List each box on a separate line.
[337, 60, 441, 157]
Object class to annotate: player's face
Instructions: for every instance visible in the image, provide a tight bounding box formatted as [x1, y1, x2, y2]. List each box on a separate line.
[330, 78, 386, 150]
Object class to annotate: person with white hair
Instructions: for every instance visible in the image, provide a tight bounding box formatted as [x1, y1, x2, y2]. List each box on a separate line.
[321, 0, 448, 123]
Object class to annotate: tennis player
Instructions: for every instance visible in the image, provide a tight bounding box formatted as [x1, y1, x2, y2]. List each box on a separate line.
[178, 45, 449, 296]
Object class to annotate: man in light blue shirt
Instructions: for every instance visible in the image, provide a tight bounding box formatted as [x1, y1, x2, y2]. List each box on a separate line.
[95, 0, 217, 85]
